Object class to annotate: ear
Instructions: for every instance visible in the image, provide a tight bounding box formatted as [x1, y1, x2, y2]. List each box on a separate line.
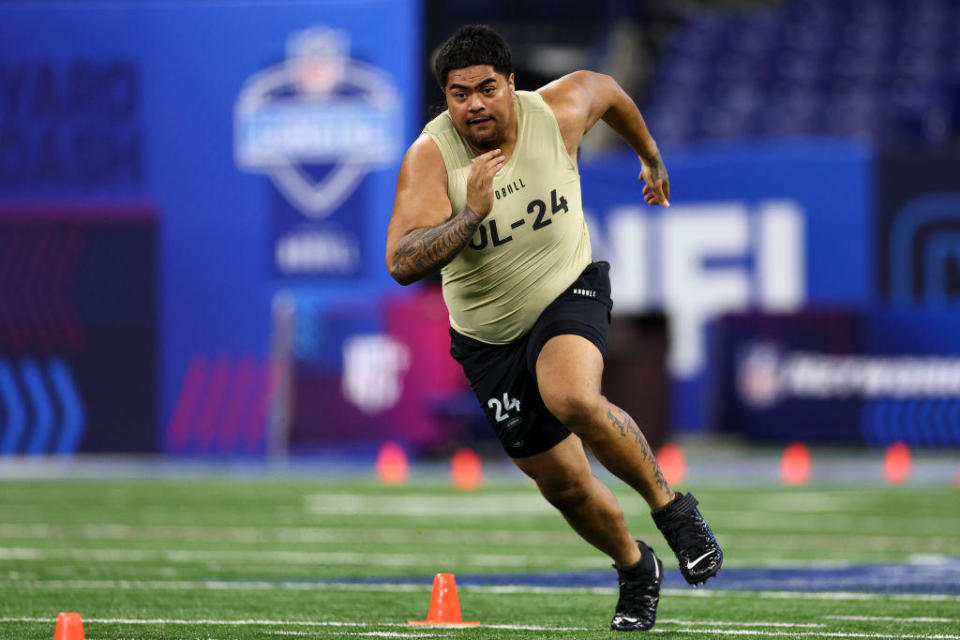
[507, 73, 515, 91]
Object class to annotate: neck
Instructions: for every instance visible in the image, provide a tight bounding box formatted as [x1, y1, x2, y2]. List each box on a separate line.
[469, 115, 518, 158]
[469, 131, 516, 157]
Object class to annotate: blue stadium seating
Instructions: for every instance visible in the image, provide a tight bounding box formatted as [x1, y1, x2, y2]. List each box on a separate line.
[644, 0, 960, 147]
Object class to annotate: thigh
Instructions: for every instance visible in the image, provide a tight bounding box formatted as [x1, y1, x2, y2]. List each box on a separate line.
[536, 333, 605, 409]
[524, 261, 612, 406]
[449, 329, 570, 458]
[524, 260, 612, 376]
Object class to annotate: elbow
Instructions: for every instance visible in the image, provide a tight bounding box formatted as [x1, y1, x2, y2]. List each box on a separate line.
[391, 271, 417, 286]
[386, 252, 404, 285]
[387, 259, 417, 286]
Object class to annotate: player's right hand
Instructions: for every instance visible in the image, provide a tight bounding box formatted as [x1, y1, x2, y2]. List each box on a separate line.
[466, 149, 505, 218]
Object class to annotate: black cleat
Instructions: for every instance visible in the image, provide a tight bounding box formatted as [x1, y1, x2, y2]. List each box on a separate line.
[652, 492, 723, 585]
[610, 540, 663, 632]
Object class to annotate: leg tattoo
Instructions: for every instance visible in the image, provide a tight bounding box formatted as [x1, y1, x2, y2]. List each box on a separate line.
[607, 407, 643, 442]
[606, 407, 674, 498]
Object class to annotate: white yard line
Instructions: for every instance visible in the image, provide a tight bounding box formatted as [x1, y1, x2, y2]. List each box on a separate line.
[662, 620, 824, 628]
[0, 523, 579, 546]
[825, 616, 957, 623]
[353, 634, 440, 638]
[717, 493, 854, 513]
[749, 590, 893, 601]
[304, 494, 554, 516]
[655, 630, 960, 639]
[3, 617, 960, 639]
[269, 633, 443, 638]
[0, 579, 433, 592]
[706, 512, 960, 534]
[717, 533, 960, 552]
[302, 493, 960, 532]
[0, 546, 606, 569]
[753, 590, 960, 603]
[2, 523, 956, 555]
[1, 579, 958, 604]
[0, 618, 378, 626]
[0, 618, 847, 630]
[892, 594, 960, 603]
[2, 543, 953, 570]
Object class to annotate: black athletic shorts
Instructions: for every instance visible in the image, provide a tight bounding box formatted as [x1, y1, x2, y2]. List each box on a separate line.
[449, 261, 613, 458]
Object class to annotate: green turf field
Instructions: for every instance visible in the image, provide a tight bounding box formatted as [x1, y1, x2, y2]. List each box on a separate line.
[1, 469, 959, 639]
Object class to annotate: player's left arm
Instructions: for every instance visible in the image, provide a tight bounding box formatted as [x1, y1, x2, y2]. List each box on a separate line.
[538, 70, 669, 207]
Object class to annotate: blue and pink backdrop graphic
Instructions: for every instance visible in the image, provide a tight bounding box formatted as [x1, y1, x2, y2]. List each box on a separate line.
[2, 1, 958, 454]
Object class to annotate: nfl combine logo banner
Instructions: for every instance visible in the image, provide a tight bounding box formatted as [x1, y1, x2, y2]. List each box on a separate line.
[234, 26, 404, 277]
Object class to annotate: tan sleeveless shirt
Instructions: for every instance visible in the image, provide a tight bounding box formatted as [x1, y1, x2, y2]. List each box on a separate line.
[423, 90, 592, 344]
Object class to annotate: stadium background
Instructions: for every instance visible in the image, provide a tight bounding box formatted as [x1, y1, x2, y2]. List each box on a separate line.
[2, 2, 960, 638]
[2, 0, 959, 457]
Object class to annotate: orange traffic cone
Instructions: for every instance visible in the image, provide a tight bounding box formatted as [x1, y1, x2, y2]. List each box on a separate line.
[450, 448, 483, 491]
[53, 612, 85, 640]
[780, 442, 811, 486]
[375, 441, 409, 485]
[884, 442, 912, 484]
[408, 573, 480, 626]
[656, 443, 687, 485]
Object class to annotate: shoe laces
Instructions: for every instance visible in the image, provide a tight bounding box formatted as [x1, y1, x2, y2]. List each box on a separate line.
[615, 564, 659, 607]
[658, 502, 713, 556]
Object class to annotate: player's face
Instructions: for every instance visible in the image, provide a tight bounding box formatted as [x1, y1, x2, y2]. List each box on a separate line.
[445, 65, 516, 152]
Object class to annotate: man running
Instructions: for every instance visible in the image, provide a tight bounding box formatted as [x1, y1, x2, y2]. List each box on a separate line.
[386, 24, 722, 631]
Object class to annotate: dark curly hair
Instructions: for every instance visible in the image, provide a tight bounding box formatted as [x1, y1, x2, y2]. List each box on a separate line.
[433, 24, 513, 88]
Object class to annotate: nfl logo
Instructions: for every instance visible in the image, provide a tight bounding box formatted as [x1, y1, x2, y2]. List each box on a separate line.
[289, 27, 347, 97]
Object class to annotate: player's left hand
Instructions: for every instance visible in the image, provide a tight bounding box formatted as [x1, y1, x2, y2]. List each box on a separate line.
[639, 156, 670, 207]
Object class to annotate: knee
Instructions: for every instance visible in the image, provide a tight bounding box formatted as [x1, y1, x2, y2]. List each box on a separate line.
[542, 389, 604, 427]
[540, 477, 625, 521]
[539, 479, 591, 513]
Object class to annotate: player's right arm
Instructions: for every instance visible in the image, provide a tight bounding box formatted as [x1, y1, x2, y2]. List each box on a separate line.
[386, 134, 504, 286]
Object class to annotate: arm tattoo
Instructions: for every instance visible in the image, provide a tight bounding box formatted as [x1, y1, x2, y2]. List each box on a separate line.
[647, 159, 667, 183]
[607, 407, 674, 497]
[389, 205, 483, 285]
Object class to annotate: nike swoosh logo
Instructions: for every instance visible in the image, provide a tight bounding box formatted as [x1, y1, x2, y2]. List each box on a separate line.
[686, 550, 715, 570]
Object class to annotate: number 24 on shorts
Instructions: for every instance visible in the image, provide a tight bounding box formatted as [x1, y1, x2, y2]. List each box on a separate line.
[488, 393, 521, 422]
